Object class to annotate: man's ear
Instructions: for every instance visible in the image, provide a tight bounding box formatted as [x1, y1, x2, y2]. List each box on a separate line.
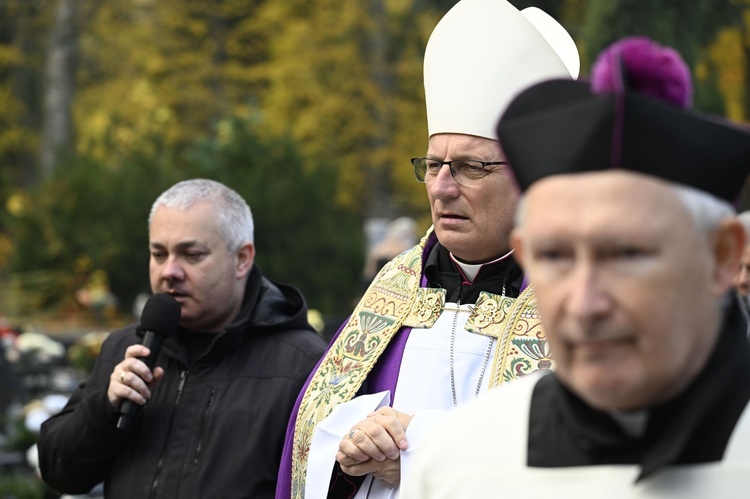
[712, 218, 745, 292]
[236, 243, 255, 279]
[510, 227, 525, 269]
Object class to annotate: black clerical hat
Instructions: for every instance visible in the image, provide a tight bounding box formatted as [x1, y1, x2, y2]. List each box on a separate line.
[496, 37, 750, 202]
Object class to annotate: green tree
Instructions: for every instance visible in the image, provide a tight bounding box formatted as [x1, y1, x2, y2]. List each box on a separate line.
[4, 117, 364, 319]
[582, 0, 740, 70]
[184, 117, 365, 314]
[0, 0, 48, 199]
[4, 139, 178, 317]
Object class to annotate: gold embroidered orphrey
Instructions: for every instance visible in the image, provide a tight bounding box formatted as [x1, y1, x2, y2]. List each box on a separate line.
[289, 230, 549, 498]
[473, 289, 552, 386]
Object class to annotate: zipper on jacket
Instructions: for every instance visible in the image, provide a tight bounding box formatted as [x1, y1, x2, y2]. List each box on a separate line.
[149, 369, 189, 499]
[193, 387, 216, 464]
[174, 369, 188, 405]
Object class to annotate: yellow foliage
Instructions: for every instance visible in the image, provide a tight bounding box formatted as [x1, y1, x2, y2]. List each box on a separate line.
[61, 0, 438, 217]
[0, 234, 12, 270]
[0, 45, 23, 67]
[709, 28, 746, 121]
[75, 0, 259, 159]
[6, 192, 28, 217]
[254, 1, 439, 214]
[0, 83, 35, 156]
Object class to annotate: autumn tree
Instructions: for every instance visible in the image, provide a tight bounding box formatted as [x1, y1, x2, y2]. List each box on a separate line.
[251, 0, 443, 220]
[0, 0, 48, 191]
[74, 0, 270, 161]
[7, 0, 750, 319]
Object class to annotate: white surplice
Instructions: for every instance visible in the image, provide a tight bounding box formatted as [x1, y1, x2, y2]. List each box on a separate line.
[304, 302, 497, 499]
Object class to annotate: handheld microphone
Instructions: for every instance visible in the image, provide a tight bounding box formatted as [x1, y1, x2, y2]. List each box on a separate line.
[117, 293, 181, 430]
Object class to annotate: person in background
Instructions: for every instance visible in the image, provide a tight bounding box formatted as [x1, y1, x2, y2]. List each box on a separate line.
[37, 178, 327, 498]
[733, 211, 750, 328]
[404, 37, 750, 498]
[276, 1, 580, 497]
[362, 217, 419, 283]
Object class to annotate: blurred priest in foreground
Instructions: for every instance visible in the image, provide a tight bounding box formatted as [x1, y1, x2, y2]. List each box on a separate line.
[404, 36, 750, 498]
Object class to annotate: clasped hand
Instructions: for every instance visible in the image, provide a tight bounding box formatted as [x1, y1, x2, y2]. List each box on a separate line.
[335, 407, 413, 489]
[106, 344, 164, 409]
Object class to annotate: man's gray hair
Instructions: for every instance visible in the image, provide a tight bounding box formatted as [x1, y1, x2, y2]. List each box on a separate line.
[149, 179, 254, 250]
[515, 180, 735, 236]
[671, 183, 736, 235]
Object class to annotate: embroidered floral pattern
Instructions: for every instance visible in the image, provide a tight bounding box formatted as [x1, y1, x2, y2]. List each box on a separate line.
[403, 288, 446, 328]
[290, 233, 551, 498]
[513, 337, 553, 370]
[289, 232, 428, 499]
[466, 292, 517, 338]
[490, 286, 551, 388]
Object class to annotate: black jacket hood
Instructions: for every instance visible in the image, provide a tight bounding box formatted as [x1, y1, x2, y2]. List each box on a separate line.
[163, 264, 315, 366]
[240, 264, 314, 333]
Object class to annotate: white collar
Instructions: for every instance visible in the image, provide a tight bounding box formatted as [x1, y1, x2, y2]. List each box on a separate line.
[449, 249, 515, 283]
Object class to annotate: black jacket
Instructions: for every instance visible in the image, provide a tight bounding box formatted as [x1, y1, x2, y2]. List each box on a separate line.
[38, 266, 327, 499]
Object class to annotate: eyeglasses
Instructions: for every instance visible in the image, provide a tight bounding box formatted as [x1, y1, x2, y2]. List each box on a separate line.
[411, 157, 508, 186]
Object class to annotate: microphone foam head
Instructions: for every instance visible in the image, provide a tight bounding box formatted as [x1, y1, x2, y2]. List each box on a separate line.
[138, 293, 181, 338]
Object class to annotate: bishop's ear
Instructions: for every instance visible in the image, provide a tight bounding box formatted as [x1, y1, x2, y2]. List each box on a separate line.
[510, 227, 526, 270]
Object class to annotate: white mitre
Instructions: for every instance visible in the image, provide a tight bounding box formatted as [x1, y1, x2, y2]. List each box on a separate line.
[424, 0, 580, 139]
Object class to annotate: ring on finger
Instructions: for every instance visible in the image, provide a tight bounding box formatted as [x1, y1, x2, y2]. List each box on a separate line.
[349, 428, 360, 439]
[120, 371, 126, 383]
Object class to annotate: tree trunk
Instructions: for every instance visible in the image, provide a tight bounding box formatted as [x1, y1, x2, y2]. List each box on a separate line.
[364, 0, 394, 220]
[40, 0, 79, 178]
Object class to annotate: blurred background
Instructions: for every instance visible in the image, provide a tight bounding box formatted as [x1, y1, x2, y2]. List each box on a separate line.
[2, 0, 750, 496]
